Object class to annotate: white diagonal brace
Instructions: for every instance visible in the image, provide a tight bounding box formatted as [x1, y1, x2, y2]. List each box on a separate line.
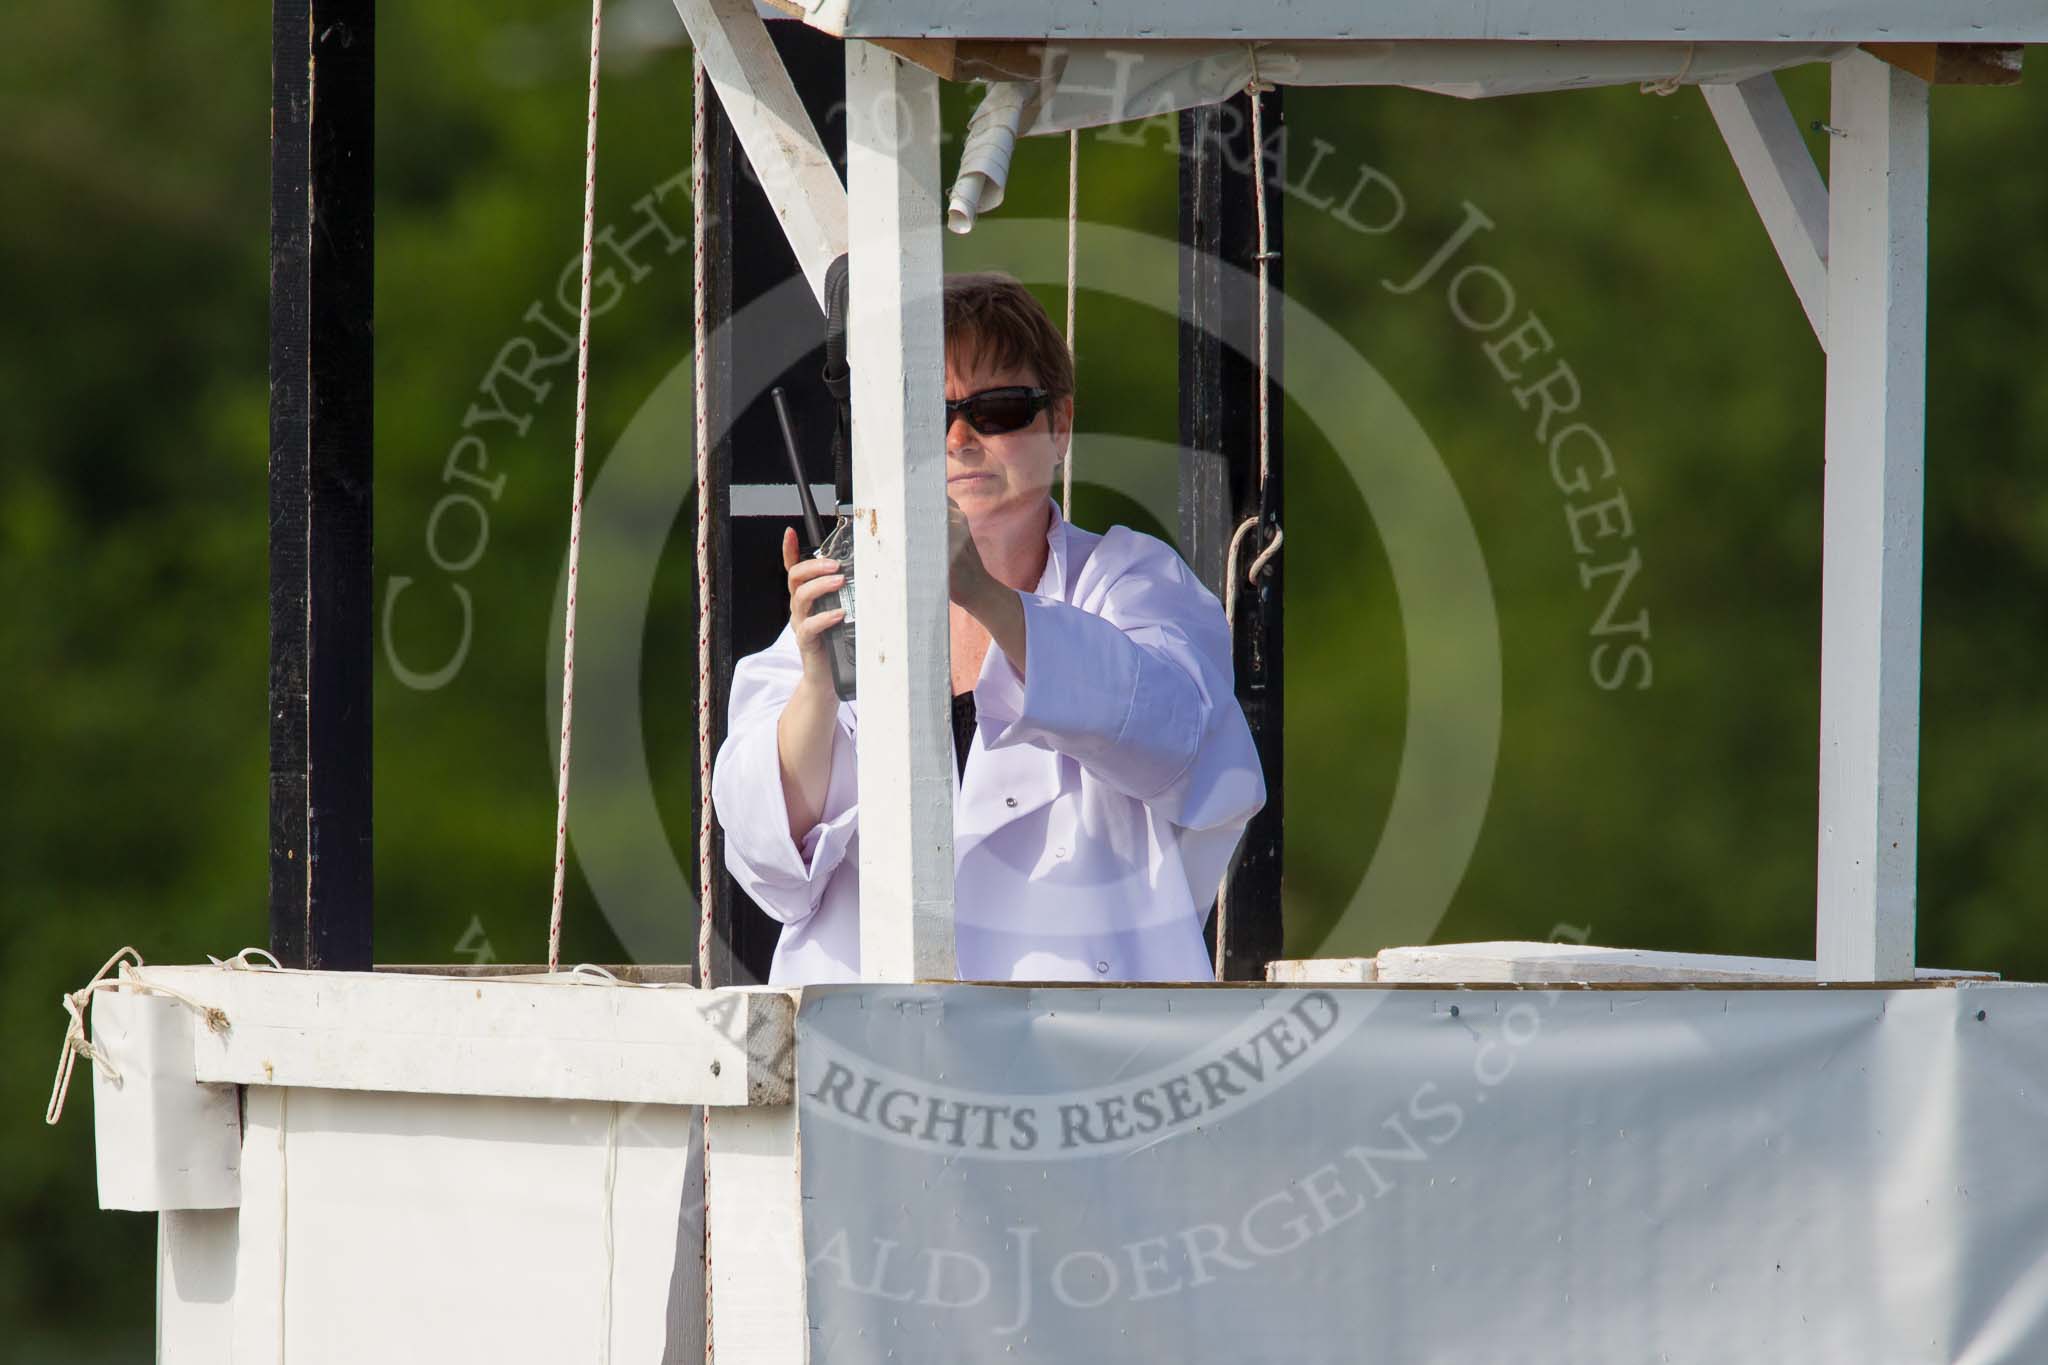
[671, 0, 848, 307]
[1815, 52, 1928, 982]
[846, 41, 957, 982]
[1702, 74, 1830, 348]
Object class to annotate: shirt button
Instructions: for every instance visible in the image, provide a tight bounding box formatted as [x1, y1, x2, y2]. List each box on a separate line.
[1004, 796, 1017, 808]
[1054, 846, 1068, 859]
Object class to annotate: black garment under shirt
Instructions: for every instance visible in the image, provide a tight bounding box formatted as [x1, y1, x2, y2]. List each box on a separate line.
[951, 690, 976, 782]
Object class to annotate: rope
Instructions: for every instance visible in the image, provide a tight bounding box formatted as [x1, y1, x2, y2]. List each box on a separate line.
[550, 0, 605, 974]
[693, 53, 716, 989]
[1062, 128, 1078, 517]
[1215, 67, 1285, 981]
[208, 947, 283, 971]
[1230, 60, 1284, 596]
[1640, 43, 1698, 97]
[690, 52, 719, 1365]
[46, 947, 139, 1126]
[45, 948, 233, 1126]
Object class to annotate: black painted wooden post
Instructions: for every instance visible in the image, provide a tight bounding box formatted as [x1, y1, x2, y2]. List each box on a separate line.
[269, 0, 375, 970]
[695, 65, 739, 988]
[1181, 91, 1286, 981]
[696, 21, 848, 986]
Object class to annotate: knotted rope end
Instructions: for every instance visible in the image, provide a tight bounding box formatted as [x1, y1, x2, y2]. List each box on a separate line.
[46, 948, 235, 1126]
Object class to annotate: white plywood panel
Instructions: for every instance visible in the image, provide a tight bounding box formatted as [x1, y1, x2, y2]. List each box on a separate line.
[224, 1088, 703, 1365]
[614, 1106, 708, 1365]
[89, 990, 241, 1212]
[1815, 53, 1928, 982]
[230, 1086, 286, 1365]
[158, 1209, 238, 1365]
[800, 0, 2048, 43]
[846, 41, 959, 983]
[706, 1104, 807, 1365]
[132, 966, 795, 1107]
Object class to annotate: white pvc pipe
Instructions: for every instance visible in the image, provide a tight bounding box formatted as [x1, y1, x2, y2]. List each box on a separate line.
[946, 81, 1030, 233]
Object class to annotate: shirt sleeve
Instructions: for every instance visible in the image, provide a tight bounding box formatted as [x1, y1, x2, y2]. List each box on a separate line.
[709, 626, 860, 926]
[975, 527, 1267, 834]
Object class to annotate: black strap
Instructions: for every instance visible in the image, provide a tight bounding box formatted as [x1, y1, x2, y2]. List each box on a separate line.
[820, 253, 852, 509]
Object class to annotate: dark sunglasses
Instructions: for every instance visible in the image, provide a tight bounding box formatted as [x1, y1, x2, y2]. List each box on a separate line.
[944, 386, 1051, 437]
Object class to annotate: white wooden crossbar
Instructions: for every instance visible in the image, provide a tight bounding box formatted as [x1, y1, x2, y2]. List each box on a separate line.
[132, 965, 798, 1107]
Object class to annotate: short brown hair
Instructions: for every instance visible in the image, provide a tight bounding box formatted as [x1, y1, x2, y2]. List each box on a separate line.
[943, 271, 1074, 400]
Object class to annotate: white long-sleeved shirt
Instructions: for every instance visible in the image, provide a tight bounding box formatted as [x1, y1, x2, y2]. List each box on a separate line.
[710, 498, 1267, 984]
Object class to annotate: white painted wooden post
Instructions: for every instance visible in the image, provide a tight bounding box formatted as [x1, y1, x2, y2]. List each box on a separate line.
[1702, 74, 1830, 348]
[1816, 51, 1928, 982]
[845, 41, 958, 981]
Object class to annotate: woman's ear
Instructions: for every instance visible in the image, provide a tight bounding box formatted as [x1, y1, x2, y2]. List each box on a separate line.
[1052, 394, 1075, 455]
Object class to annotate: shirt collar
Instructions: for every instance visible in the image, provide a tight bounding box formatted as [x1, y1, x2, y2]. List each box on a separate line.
[1035, 494, 1068, 601]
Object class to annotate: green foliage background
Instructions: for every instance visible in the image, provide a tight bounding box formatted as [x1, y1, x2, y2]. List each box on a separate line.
[3, 4, 2043, 1357]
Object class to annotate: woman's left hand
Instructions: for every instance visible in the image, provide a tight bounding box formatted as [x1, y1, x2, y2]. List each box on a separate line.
[947, 496, 996, 610]
[946, 495, 1028, 675]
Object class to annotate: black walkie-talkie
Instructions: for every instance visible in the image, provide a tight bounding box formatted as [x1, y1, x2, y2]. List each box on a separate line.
[772, 386, 857, 701]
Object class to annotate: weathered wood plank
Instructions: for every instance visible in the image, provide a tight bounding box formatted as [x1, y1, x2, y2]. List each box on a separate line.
[375, 963, 695, 983]
[1864, 42, 2024, 85]
[135, 966, 796, 1107]
[1368, 941, 1992, 984]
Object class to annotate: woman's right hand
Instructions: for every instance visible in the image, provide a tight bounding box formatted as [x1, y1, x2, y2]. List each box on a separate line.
[783, 526, 847, 693]
[778, 526, 847, 841]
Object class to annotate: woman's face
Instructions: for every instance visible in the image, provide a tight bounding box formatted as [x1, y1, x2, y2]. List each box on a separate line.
[944, 344, 1072, 526]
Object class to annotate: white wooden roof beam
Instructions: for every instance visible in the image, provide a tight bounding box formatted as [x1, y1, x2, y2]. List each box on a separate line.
[797, 0, 2048, 43]
[1702, 74, 1830, 348]
[670, 0, 847, 307]
[846, 41, 959, 982]
[1816, 52, 1928, 982]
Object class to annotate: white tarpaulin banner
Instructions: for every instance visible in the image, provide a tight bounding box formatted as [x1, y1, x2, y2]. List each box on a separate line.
[795, 982, 2048, 1363]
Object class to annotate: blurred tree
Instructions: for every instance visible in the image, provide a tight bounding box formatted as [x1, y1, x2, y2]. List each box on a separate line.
[3, 7, 2043, 1355]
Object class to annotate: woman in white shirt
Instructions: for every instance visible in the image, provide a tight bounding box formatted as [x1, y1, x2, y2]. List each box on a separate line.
[711, 272, 1266, 985]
